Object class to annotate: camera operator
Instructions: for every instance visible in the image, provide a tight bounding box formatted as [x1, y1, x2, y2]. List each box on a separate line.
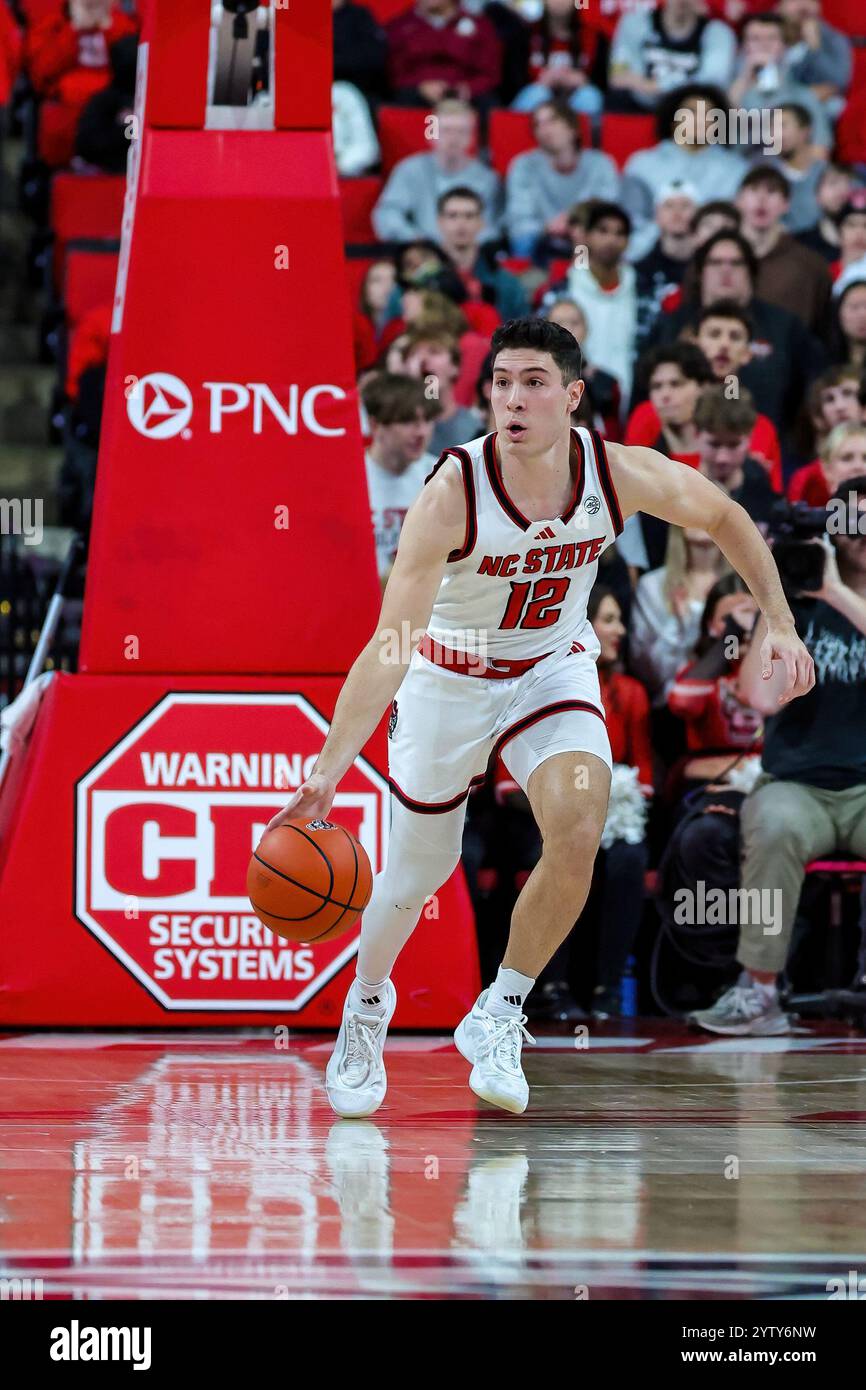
[693, 438, 866, 1035]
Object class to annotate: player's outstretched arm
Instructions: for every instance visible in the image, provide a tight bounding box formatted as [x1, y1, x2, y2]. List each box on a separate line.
[607, 442, 816, 707]
[266, 466, 466, 828]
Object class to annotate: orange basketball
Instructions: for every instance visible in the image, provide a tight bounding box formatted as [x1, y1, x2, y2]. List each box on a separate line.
[247, 817, 373, 943]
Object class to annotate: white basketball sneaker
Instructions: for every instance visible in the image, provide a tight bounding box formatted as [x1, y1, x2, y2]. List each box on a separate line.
[326, 979, 397, 1118]
[454, 989, 535, 1115]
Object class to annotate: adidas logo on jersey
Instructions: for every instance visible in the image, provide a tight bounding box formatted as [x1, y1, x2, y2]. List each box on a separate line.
[533, 526, 556, 540]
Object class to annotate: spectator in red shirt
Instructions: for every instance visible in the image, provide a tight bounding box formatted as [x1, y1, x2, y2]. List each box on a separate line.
[386, 0, 503, 110]
[787, 364, 862, 503]
[788, 419, 866, 511]
[26, 0, 138, 108]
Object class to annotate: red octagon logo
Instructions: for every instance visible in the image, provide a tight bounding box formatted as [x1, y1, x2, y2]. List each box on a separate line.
[74, 693, 389, 1010]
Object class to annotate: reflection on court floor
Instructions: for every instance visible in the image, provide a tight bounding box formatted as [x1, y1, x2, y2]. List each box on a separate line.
[1, 1025, 865, 1299]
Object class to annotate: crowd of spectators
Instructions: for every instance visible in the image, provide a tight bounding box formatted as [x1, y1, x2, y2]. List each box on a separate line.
[3, 0, 865, 1028]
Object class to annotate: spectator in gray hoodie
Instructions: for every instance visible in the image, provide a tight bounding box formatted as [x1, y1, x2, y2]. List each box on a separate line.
[621, 85, 750, 251]
[609, 0, 736, 112]
[778, 0, 852, 118]
[504, 98, 620, 260]
[372, 98, 502, 244]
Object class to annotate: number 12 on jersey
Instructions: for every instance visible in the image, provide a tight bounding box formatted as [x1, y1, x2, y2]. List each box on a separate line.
[500, 577, 571, 630]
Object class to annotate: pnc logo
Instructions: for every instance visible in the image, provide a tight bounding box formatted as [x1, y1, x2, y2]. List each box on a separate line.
[126, 373, 347, 439]
[127, 372, 193, 439]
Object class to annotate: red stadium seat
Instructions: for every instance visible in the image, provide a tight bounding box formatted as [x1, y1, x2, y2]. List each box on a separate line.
[488, 109, 592, 177]
[64, 244, 120, 329]
[17, 0, 68, 23]
[37, 99, 80, 168]
[819, 2, 866, 37]
[50, 172, 125, 293]
[339, 175, 382, 242]
[836, 87, 866, 164]
[599, 113, 657, 168]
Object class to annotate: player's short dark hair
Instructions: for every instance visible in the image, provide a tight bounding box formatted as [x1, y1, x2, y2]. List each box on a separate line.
[361, 371, 441, 424]
[585, 200, 631, 236]
[694, 229, 759, 286]
[642, 340, 715, 386]
[738, 164, 791, 200]
[693, 384, 758, 436]
[491, 317, 583, 385]
[696, 298, 753, 339]
[436, 185, 484, 215]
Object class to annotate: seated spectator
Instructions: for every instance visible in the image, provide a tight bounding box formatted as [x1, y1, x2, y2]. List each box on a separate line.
[402, 328, 483, 451]
[735, 165, 832, 335]
[728, 12, 832, 154]
[358, 259, 398, 354]
[434, 186, 528, 320]
[504, 98, 620, 261]
[630, 340, 714, 465]
[560, 200, 636, 404]
[693, 471, 866, 1036]
[629, 303, 782, 484]
[510, 0, 605, 117]
[777, 0, 853, 118]
[332, 81, 380, 176]
[25, 0, 138, 108]
[758, 103, 827, 235]
[629, 523, 731, 709]
[787, 365, 862, 503]
[608, 0, 736, 112]
[829, 193, 866, 284]
[694, 385, 780, 526]
[73, 32, 136, 173]
[667, 578, 763, 795]
[633, 179, 698, 344]
[385, 0, 502, 110]
[621, 85, 750, 245]
[619, 341, 714, 571]
[333, 0, 388, 102]
[787, 419, 866, 512]
[361, 372, 440, 584]
[494, 584, 653, 1023]
[796, 162, 862, 262]
[651, 229, 827, 451]
[372, 99, 501, 244]
[827, 276, 866, 372]
[545, 298, 621, 437]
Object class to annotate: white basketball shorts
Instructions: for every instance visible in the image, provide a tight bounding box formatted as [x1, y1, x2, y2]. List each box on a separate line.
[386, 643, 612, 814]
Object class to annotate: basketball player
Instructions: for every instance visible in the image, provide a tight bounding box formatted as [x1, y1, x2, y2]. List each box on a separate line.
[268, 318, 814, 1117]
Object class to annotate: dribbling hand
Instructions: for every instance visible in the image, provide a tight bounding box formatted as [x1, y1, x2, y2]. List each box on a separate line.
[266, 771, 336, 833]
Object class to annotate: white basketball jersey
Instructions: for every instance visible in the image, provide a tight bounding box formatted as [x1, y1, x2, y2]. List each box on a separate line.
[422, 426, 624, 662]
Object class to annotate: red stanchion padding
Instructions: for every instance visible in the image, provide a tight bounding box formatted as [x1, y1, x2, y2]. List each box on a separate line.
[141, 0, 211, 129]
[274, 2, 332, 131]
[80, 128, 378, 675]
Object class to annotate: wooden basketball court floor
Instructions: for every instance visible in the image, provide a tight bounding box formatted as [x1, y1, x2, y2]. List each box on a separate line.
[1, 1022, 865, 1300]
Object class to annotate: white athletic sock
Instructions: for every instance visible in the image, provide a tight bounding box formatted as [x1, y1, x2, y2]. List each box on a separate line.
[350, 974, 390, 1015]
[485, 966, 536, 1018]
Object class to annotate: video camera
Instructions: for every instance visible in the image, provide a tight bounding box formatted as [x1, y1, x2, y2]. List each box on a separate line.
[767, 499, 830, 598]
